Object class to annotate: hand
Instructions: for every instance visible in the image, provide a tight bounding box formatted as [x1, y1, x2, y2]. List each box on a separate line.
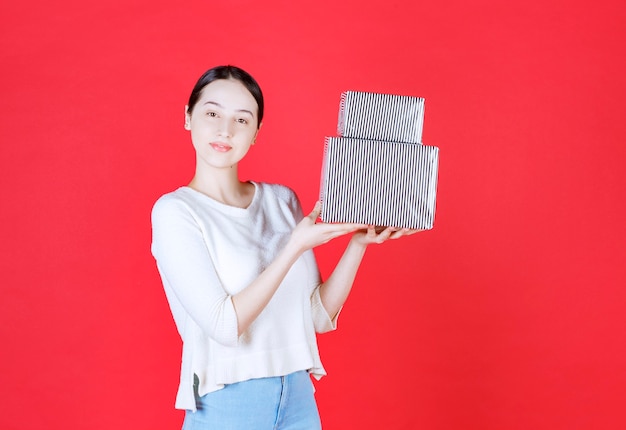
[288, 202, 367, 253]
[351, 225, 424, 245]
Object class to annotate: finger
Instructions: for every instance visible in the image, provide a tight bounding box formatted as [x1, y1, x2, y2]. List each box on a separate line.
[389, 228, 407, 239]
[377, 226, 399, 242]
[322, 222, 368, 232]
[307, 201, 322, 221]
[404, 228, 425, 236]
[362, 226, 393, 244]
[326, 223, 368, 235]
[365, 225, 377, 239]
[347, 223, 370, 231]
[389, 228, 424, 239]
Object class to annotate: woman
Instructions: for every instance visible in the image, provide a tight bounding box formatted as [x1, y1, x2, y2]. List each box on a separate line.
[151, 65, 417, 429]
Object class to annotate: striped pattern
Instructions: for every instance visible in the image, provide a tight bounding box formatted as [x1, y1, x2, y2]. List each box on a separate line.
[320, 137, 439, 229]
[338, 91, 425, 144]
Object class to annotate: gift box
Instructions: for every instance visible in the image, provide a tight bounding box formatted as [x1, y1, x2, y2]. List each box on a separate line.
[338, 91, 425, 144]
[320, 137, 439, 230]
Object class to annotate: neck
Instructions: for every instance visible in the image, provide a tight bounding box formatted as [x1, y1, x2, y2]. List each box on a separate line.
[188, 164, 254, 208]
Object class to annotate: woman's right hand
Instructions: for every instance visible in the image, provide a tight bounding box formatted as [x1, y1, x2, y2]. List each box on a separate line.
[287, 202, 367, 254]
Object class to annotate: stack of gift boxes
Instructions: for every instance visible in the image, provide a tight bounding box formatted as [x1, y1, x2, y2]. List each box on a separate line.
[320, 91, 440, 230]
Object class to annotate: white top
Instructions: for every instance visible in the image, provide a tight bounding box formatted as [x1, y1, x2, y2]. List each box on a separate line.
[151, 182, 337, 411]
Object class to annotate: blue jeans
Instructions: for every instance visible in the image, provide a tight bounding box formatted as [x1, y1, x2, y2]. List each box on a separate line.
[182, 371, 322, 430]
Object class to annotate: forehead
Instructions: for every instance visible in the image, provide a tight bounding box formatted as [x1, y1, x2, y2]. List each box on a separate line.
[197, 79, 258, 113]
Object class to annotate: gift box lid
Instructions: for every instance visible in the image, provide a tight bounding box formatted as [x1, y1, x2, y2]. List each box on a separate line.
[338, 91, 425, 144]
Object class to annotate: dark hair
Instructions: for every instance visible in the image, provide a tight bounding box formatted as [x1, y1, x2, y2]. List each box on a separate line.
[187, 65, 264, 128]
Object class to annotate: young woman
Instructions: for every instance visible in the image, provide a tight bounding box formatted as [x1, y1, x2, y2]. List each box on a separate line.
[151, 65, 418, 429]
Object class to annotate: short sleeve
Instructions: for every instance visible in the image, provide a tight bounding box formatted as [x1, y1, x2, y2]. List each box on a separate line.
[310, 283, 339, 333]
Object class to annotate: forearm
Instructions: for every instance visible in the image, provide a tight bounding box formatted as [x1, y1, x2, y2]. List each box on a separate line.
[318, 225, 419, 320]
[231, 241, 303, 336]
[232, 202, 367, 336]
[318, 237, 368, 320]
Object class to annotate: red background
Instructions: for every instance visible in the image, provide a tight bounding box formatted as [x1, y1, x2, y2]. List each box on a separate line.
[1, 0, 625, 429]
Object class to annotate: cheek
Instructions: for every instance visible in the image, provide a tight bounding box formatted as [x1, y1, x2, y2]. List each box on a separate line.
[189, 129, 206, 150]
[237, 127, 258, 143]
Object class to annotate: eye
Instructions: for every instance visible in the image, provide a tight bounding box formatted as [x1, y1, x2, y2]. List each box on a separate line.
[236, 118, 249, 124]
[206, 111, 218, 117]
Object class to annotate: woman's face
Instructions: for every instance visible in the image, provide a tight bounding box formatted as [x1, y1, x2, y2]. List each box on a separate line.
[185, 78, 260, 171]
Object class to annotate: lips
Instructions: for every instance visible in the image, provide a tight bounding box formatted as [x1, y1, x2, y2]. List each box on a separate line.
[210, 142, 232, 152]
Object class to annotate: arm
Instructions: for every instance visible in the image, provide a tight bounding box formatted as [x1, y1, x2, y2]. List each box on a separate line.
[231, 202, 365, 335]
[151, 197, 239, 345]
[234, 200, 422, 333]
[153, 196, 364, 342]
[319, 222, 422, 321]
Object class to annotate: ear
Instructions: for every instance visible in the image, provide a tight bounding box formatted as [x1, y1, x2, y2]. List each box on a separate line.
[252, 122, 262, 145]
[184, 105, 191, 130]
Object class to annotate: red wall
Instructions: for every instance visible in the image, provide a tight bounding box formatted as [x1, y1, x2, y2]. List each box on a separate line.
[1, 0, 625, 428]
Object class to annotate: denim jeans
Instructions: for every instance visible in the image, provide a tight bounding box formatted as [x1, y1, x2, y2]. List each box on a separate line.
[182, 370, 322, 430]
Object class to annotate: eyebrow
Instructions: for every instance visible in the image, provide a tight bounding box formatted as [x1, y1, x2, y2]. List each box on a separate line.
[203, 101, 254, 116]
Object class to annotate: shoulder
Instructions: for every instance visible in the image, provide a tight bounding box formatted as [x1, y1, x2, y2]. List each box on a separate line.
[151, 187, 197, 223]
[258, 182, 299, 204]
[256, 182, 304, 220]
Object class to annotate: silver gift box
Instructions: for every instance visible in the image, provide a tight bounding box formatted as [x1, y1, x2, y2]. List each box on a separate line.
[338, 91, 425, 144]
[320, 137, 439, 230]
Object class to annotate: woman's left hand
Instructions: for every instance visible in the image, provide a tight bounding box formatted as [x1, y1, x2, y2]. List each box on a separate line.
[318, 225, 424, 319]
[351, 225, 424, 245]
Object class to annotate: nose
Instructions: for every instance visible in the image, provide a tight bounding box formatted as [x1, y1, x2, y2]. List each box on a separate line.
[217, 117, 233, 138]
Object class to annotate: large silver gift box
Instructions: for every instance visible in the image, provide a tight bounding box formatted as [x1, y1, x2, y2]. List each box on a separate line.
[338, 91, 425, 144]
[320, 137, 439, 230]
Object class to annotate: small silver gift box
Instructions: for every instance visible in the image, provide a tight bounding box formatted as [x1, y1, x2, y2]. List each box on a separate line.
[338, 91, 425, 144]
[320, 137, 439, 230]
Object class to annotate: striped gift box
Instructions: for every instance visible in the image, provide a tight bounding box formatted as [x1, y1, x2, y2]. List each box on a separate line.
[320, 137, 439, 230]
[338, 91, 425, 144]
